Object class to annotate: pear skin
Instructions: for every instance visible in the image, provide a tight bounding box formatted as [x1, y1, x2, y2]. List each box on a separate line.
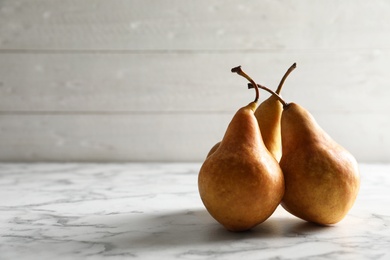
[207, 95, 283, 160]
[206, 97, 283, 161]
[279, 103, 360, 225]
[255, 95, 283, 161]
[198, 102, 285, 231]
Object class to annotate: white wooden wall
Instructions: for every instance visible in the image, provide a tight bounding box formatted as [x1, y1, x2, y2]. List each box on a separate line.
[1, 0, 389, 162]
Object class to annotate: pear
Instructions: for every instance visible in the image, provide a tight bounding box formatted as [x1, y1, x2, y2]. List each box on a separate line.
[253, 63, 296, 161]
[279, 102, 360, 225]
[263, 77, 360, 225]
[198, 66, 285, 232]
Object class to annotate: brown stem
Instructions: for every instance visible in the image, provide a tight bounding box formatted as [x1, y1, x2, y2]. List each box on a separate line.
[248, 83, 288, 107]
[276, 62, 296, 94]
[231, 66, 260, 103]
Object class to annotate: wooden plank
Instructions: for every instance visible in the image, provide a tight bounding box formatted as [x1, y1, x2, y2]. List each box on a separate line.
[0, 112, 388, 163]
[1, 0, 389, 163]
[0, 0, 390, 51]
[1, 50, 389, 113]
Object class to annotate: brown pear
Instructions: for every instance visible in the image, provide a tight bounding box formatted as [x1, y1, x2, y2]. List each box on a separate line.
[254, 63, 296, 161]
[279, 102, 360, 225]
[198, 66, 285, 231]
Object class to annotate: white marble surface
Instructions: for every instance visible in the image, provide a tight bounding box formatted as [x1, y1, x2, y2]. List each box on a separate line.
[0, 163, 389, 260]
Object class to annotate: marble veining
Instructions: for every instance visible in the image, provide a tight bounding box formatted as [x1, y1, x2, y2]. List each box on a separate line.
[0, 163, 389, 259]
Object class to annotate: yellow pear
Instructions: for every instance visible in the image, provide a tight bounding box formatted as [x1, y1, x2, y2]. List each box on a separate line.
[198, 67, 285, 231]
[254, 63, 296, 161]
[279, 102, 360, 225]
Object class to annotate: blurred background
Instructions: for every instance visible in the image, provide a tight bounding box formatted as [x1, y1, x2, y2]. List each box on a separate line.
[0, 0, 389, 163]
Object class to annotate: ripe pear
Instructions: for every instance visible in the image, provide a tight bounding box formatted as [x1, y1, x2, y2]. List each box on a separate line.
[248, 65, 360, 225]
[198, 67, 285, 232]
[253, 63, 296, 161]
[278, 102, 360, 225]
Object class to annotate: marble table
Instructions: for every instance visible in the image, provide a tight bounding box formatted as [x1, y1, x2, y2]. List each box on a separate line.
[0, 163, 389, 259]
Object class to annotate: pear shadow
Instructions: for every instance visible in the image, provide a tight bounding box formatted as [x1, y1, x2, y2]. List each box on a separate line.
[109, 208, 335, 250]
[283, 220, 335, 237]
[112, 209, 233, 248]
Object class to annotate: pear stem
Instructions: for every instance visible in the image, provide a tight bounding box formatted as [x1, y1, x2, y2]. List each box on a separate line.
[248, 83, 288, 107]
[231, 66, 260, 103]
[276, 62, 297, 94]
